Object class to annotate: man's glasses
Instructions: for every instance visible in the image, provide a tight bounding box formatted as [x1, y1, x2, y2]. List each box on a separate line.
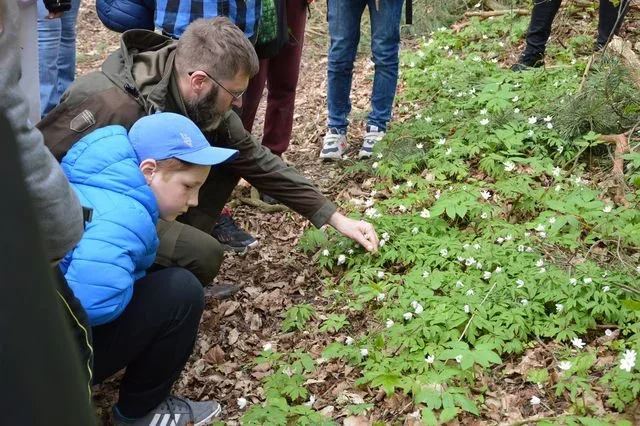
[188, 70, 245, 100]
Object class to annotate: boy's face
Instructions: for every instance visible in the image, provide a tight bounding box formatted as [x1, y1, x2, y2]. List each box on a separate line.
[147, 164, 211, 221]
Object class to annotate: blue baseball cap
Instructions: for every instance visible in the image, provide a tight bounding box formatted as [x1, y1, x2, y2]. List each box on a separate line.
[128, 112, 238, 166]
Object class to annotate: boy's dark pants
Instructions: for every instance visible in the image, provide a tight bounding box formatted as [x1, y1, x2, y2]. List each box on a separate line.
[91, 267, 205, 418]
[523, 0, 630, 59]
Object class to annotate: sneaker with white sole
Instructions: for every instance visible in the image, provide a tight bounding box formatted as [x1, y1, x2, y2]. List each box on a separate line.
[319, 128, 347, 160]
[359, 125, 385, 159]
[112, 395, 222, 426]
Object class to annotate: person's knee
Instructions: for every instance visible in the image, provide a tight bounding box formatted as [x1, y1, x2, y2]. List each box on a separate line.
[190, 235, 224, 285]
[165, 268, 205, 313]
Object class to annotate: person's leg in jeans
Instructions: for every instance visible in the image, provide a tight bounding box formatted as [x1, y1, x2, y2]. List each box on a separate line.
[321, 0, 366, 159]
[366, 0, 402, 131]
[91, 268, 205, 417]
[597, 0, 630, 48]
[357, 0, 402, 159]
[512, 0, 562, 69]
[37, 0, 80, 115]
[326, 0, 365, 133]
[56, 0, 80, 104]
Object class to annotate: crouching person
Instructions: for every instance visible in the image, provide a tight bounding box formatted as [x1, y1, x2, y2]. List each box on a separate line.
[59, 112, 238, 425]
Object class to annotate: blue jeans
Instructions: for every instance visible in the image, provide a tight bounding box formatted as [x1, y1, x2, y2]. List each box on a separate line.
[37, 0, 80, 116]
[327, 0, 403, 132]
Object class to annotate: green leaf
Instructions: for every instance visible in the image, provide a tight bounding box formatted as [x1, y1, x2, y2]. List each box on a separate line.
[370, 373, 403, 396]
[439, 406, 460, 423]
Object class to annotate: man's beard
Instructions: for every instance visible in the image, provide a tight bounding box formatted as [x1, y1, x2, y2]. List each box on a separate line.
[185, 86, 223, 133]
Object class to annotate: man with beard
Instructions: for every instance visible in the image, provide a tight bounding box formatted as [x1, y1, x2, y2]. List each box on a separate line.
[38, 17, 379, 292]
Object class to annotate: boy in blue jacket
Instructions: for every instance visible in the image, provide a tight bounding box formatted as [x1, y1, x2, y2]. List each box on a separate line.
[60, 112, 238, 425]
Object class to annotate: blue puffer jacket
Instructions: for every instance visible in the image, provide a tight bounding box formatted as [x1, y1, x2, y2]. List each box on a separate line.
[60, 125, 159, 326]
[96, 0, 155, 33]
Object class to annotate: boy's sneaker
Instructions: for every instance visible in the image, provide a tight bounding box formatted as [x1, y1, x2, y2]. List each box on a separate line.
[358, 125, 385, 159]
[211, 211, 259, 253]
[319, 128, 347, 160]
[112, 395, 222, 426]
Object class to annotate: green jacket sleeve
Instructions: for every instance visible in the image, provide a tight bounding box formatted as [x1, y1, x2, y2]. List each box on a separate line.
[214, 111, 337, 228]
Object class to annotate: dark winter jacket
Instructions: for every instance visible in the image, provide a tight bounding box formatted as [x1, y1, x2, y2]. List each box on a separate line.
[96, 0, 155, 33]
[37, 29, 337, 232]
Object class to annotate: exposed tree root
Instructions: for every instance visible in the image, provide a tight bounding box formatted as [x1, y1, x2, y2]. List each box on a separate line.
[598, 133, 631, 207]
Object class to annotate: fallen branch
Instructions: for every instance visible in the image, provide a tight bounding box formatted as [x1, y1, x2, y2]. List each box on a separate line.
[463, 9, 530, 19]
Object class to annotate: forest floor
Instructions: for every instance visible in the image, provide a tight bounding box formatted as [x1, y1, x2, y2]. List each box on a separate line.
[74, 1, 640, 425]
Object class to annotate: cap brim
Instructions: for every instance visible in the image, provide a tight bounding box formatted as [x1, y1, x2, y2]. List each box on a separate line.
[176, 146, 239, 166]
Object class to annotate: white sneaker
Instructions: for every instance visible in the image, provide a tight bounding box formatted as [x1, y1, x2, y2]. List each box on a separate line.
[359, 125, 385, 159]
[319, 128, 347, 160]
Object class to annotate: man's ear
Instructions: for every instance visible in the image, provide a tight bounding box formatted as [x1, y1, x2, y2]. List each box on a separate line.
[139, 159, 158, 185]
[189, 71, 209, 94]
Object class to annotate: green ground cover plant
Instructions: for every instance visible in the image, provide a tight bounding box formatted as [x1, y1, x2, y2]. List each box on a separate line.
[241, 12, 640, 425]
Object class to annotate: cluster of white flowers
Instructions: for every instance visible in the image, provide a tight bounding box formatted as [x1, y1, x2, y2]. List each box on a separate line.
[479, 118, 489, 126]
[530, 396, 541, 406]
[571, 337, 585, 350]
[422, 271, 430, 278]
[480, 190, 492, 200]
[558, 361, 572, 371]
[425, 355, 435, 364]
[345, 336, 354, 345]
[376, 293, 386, 302]
[365, 207, 382, 219]
[603, 205, 613, 213]
[440, 248, 448, 257]
[377, 271, 385, 279]
[411, 300, 424, 314]
[464, 304, 470, 313]
[555, 303, 564, 313]
[360, 348, 369, 357]
[466, 289, 475, 296]
[483, 271, 492, 280]
[619, 349, 637, 372]
[416, 143, 424, 149]
[322, 249, 330, 257]
[516, 279, 525, 288]
[403, 312, 413, 320]
[386, 319, 394, 328]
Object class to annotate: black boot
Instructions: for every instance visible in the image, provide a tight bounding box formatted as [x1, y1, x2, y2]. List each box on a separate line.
[511, 0, 562, 71]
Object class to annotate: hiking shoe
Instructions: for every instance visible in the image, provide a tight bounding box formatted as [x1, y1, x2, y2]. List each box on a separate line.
[211, 212, 258, 253]
[510, 52, 544, 72]
[112, 395, 222, 426]
[358, 125, 385, 159]
[319, 128, 347, 160]
[205, 282, 242, 299]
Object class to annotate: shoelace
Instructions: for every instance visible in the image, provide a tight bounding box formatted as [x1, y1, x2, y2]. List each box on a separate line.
[215, 214, 238, 232]
[165, 395, 195, 423]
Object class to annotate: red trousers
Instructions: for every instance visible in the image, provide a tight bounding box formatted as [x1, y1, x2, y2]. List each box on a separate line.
[241, 0, 307, 156]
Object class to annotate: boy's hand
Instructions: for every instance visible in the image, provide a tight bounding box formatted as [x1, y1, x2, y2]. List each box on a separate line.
[327, 212, 379, 253]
